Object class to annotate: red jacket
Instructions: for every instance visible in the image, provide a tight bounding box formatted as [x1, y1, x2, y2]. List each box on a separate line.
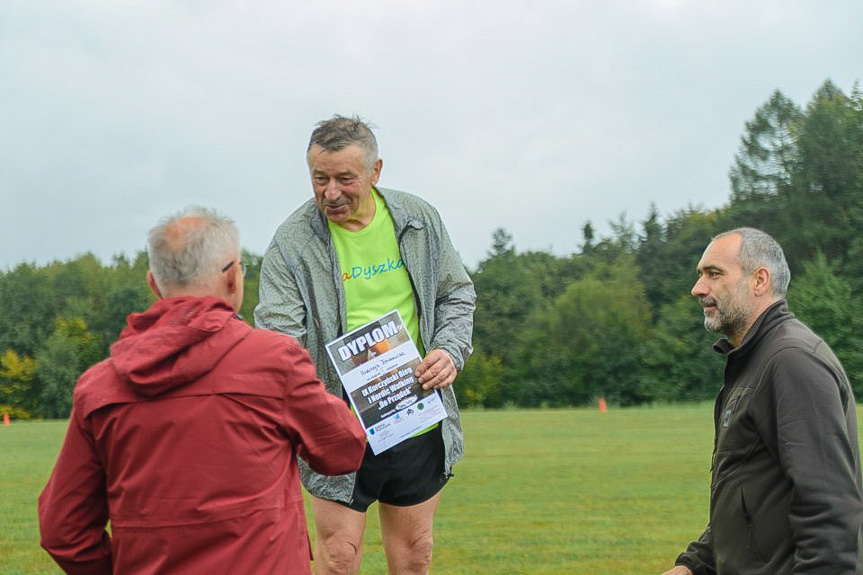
[38, 297, 366, 575]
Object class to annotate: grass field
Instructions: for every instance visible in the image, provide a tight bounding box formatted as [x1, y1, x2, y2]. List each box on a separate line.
[4, 404, 726, 574]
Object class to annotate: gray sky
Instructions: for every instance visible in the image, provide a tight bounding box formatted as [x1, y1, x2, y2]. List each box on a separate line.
[2, 0, 861, 271]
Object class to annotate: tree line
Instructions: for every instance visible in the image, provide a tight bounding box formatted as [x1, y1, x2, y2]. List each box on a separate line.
[2, 80, 861, 417]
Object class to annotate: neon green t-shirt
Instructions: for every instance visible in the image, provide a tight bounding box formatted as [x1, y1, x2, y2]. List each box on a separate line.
[329, 189, 435, 436]
[328, 189, 424, 355]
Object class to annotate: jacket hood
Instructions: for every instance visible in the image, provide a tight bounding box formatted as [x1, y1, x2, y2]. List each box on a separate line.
[111, 296, 244, 397]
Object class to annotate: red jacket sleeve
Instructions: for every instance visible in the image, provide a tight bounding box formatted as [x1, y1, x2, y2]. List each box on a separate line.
[38, 409, 113, 575]
[281, 344, 366, 475]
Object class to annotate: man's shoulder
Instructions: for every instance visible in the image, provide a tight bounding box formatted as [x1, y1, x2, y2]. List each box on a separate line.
[234, 328, 315, 389]
[377, 187, 442, 225]
[378, 187, 433, 208]
[73, 358, 131, 419]
[273, 198, 319, 237]
[264, 199, 326, 264]
[75, 358, 117, 396]
[244, 324, 304, 352]
[755, 315, 848, 381]
[765, 315, 825, 355]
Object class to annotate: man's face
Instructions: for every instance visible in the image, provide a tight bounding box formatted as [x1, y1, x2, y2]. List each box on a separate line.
[691, 234, 755, 341]
[308, 144, 381, 228]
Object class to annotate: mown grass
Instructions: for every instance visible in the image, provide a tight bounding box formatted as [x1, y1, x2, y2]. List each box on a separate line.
[1, 420, 66, 575]
[429, 405, 715, 574]
[4, 405, 724, 573]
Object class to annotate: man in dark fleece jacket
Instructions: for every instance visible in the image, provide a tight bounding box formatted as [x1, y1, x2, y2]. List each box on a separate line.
[662, 228, 863, 575]
[38, 206, 366, 575]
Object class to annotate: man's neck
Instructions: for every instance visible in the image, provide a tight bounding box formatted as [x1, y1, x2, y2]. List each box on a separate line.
[727, 298, 778, 348]
[337, 188, 377, 232]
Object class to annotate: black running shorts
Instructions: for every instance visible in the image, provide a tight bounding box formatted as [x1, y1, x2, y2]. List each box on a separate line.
[340, 425, 449, 513]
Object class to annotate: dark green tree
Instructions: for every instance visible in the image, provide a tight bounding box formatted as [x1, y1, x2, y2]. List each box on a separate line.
[33, 331, 80, 418]
[781, 81, 863, 276]
[726, 90, 802, 244]
[580, 221, 595, 253]
[453, 351, 505, 408]
[641, 295, 724, 402]
[635, 206, 723, 313]
[636, 204, 667, 312]
[470, 229, 544, 359]
[516, 255, 652, 406]
[239, 249, 263, 324]
[0, 263, 57, 356]
[105, 285, 153, 341]
[787, 253, 863, 394]
[729, 89, 802, 203]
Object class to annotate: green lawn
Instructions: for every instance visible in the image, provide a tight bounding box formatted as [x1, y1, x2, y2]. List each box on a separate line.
[2, 405, 724, 573]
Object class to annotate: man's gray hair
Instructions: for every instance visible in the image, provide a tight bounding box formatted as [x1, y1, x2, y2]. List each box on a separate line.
[147, 205, 240, 289]
[307, 115, 379, 171]
[717, 227, 791, 298]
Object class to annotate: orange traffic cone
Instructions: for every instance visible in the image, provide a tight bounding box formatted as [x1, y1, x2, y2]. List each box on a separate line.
[598, 397, 607, 413]
[3, 413, 9, 427]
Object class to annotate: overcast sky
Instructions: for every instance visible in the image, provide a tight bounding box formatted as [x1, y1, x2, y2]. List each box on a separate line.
[2, 0, 860, 271]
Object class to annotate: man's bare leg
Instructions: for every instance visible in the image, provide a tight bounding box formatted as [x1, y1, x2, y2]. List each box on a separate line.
[379, 492, 441, 575]
[311, 496, 367, 575]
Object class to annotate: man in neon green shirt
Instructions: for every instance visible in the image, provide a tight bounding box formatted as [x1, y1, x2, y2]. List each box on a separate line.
[256, 116, 476, 575]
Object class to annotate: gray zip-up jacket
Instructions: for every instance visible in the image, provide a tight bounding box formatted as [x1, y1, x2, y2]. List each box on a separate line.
[676, 301, 863, 575]
[255, 187, 476, 503]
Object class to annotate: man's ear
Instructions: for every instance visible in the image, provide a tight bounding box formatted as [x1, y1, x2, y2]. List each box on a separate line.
[370, 158, 383, 186]
[225, 264, 239, 295]
[147, 271, 164, 299]
[752, 267, 771, 297]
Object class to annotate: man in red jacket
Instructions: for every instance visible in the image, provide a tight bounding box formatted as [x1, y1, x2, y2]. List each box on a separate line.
[38, 206, 366, 575]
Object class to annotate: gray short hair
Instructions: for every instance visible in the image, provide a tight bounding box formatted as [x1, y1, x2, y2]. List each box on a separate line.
[306, 115, 379, 171]
[147, 205, 240, 289]
[717, 227, 791, 298]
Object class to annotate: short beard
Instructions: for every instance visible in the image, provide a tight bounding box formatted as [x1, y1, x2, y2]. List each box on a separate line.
[704, 305, 749, 340]
[702, 281, 752, 341]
